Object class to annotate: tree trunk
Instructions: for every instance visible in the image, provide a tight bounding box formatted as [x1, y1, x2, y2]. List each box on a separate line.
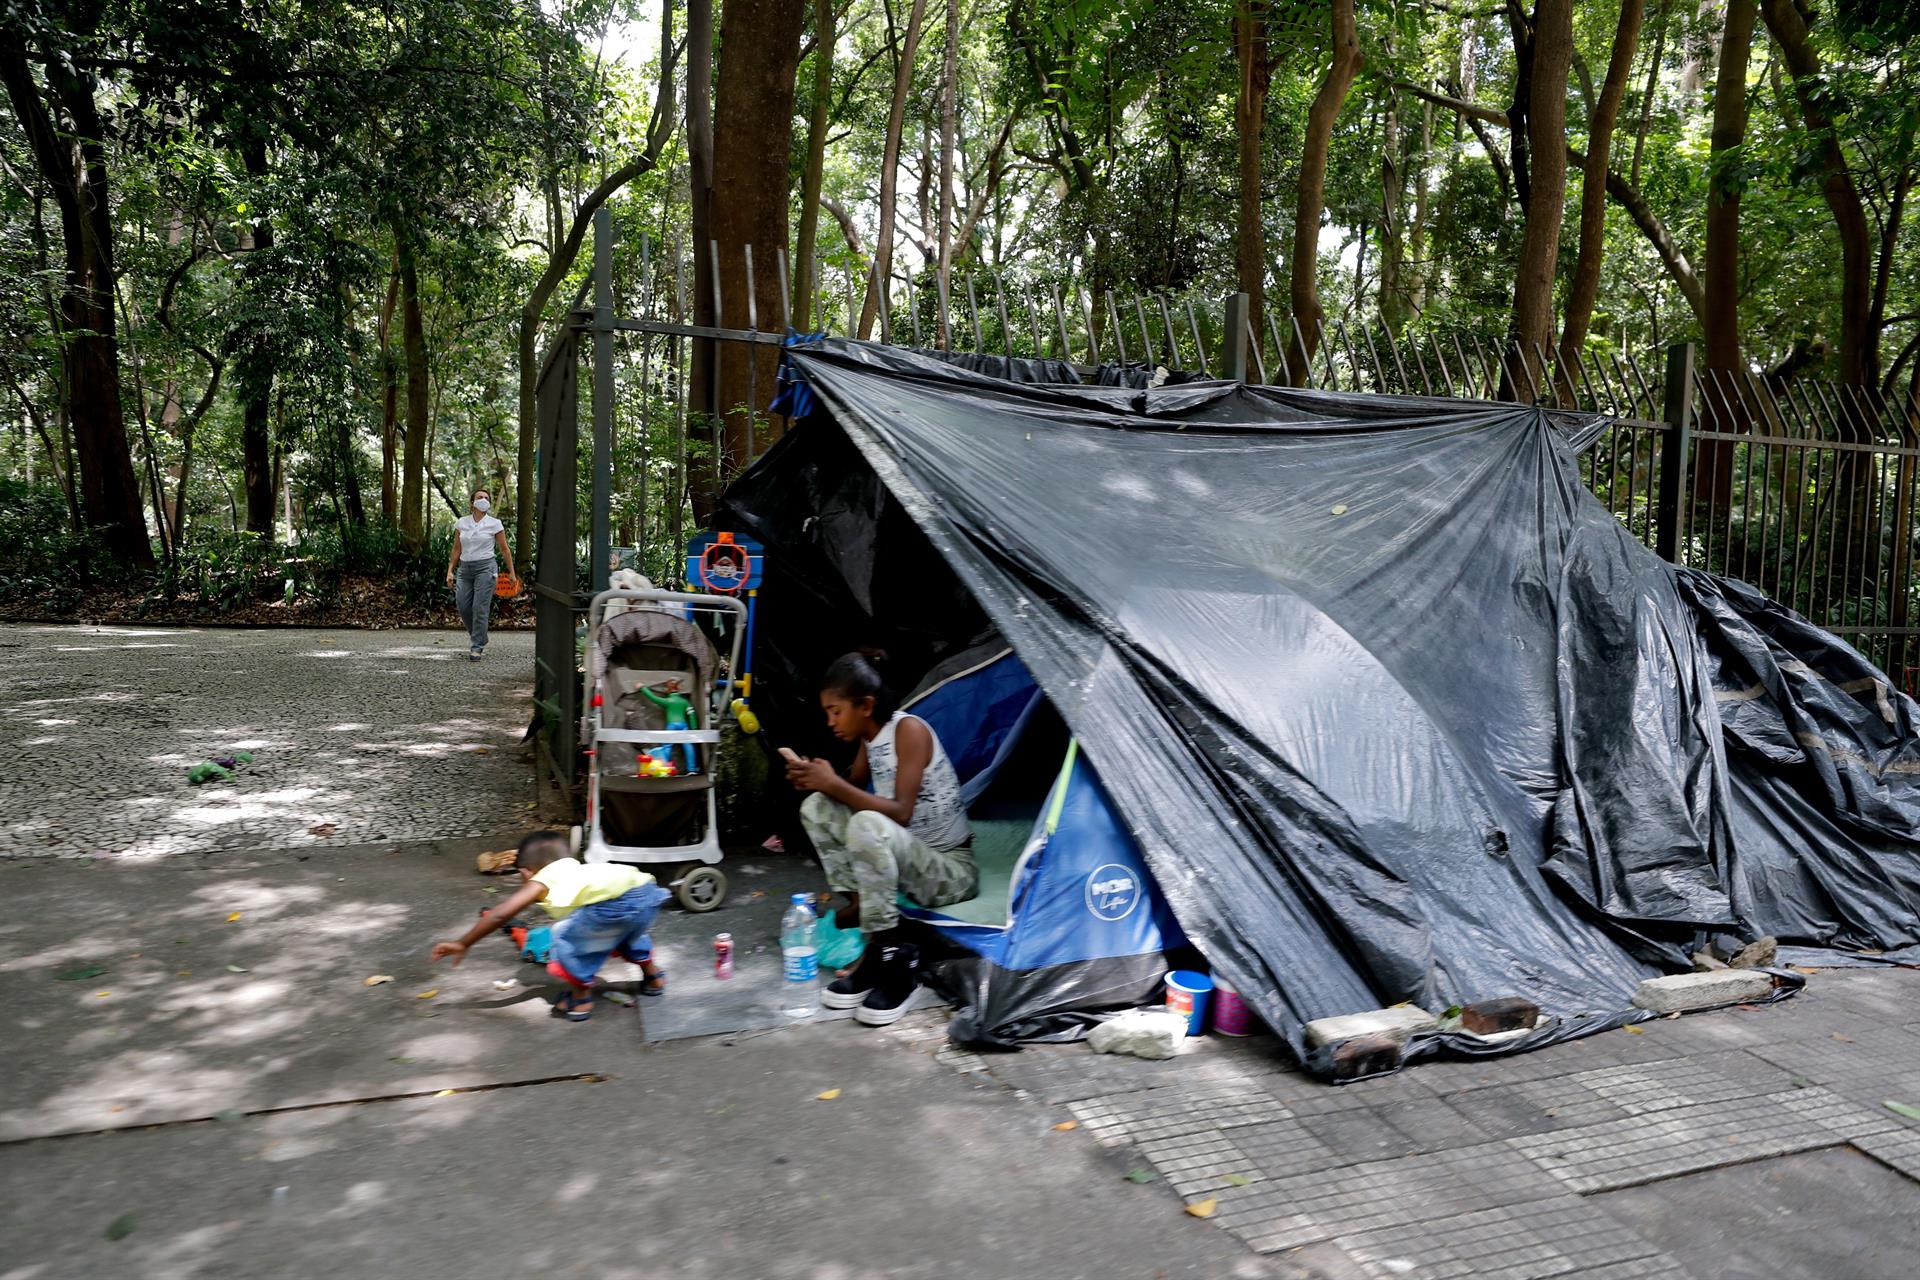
[1286, 0, 1362, 384]
[705, 0, 808, 508]
[238, 137, 276, 536]
[336, 413, 365, 527]
[1760, 0, 1873, 388]
[1704, 0, 1756, 381]
[378, 254, 399, 523]
[1379, 83, 1407, 333]
[1696, 0, 1757, 552]
[1234, 0, 1273, 352]
[397, 224, 430, 551]
[156, 245, 221, 548]
[935, 0, 958, 346]
[686, 0, 718, 513]
[1410, 100, 1432, 314]
[1631, 0, 1666, 186]
[1508, 3, 1536, 211]
[1506, 0, 1574, 402]
[794, 0, 838, 332]
[857, 0, 930, 339]
[1, 45, 151, 567]
[1559, 0, 1645, 368]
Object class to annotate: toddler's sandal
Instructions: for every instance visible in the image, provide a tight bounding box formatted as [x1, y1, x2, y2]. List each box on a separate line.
[554, 992, 593, 1022]
[639, 968, 667, 997]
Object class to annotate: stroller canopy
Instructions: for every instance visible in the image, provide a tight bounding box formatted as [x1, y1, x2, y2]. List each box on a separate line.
[723, 340, 1920, 1064]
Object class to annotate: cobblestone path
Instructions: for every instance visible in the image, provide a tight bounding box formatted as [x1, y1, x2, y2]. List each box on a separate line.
[1, 624, 535, 860]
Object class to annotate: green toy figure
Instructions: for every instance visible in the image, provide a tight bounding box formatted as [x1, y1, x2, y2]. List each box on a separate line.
[640, 679, 697, 775]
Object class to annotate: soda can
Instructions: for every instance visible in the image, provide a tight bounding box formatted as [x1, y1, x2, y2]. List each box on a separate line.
[713, 932, 734, 980]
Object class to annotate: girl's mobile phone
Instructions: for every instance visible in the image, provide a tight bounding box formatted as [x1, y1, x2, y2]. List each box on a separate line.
[778, 747, 802, 764]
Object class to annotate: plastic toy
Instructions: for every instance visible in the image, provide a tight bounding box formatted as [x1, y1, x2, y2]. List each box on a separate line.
[636, 752, 680, 778]
[519, 925, 552, 963]
[188, 750, 255, 785]
[640, 679, 698, 775]
[731, 698, 761, 735]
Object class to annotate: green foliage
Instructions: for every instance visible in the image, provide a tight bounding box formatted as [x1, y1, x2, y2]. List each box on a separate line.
[0, 480, 102, 612]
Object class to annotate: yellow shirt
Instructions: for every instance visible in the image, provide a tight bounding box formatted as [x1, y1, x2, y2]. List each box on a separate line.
[531, 858, 652, 918]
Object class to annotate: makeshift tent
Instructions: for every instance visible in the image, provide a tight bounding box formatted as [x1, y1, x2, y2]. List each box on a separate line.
[722, 340, 1920, 1069]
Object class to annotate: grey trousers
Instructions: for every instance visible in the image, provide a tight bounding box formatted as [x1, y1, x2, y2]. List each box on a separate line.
[801, 793, 977, 934]
[454, 559, 498, 651]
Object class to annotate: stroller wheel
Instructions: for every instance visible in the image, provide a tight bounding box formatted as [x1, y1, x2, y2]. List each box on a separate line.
[674, 864, 728, 913]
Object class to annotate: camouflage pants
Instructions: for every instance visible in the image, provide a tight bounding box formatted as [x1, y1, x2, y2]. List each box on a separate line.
[801, 793, 977, 934]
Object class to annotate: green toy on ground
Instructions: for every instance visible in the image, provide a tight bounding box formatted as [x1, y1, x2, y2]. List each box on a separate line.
[187, 751, 255, 785]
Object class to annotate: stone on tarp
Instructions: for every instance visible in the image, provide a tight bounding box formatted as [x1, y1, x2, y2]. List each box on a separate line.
[1631, 969, 1775, 1014]
[1691, 951, 1729, 972]
[1728, 936, 1778, 969]
[1460, 997, 1539, 1036]
[1304, 1006, 1438, 1048]
[1325, 1033, 1402, 1081]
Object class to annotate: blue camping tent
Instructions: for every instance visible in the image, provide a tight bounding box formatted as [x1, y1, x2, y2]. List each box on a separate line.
[898, 649, 1189, 1045]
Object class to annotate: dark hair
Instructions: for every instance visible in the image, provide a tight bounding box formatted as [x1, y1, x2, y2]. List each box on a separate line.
[821, 649, 897, 722]
[516, 829, 569, 871]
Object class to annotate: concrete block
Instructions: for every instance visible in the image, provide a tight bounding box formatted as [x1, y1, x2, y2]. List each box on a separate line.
[1631, 969, 1775, 1013]
[1461, 997, 1539, 1035]
[1087, 1011, 1187, 1060]
[1327, 1033, 1403, 1081]
[1304, 1006, 1439, 1048]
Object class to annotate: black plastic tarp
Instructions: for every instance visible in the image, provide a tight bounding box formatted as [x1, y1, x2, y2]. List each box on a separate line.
[724, 341, 1918, 1063]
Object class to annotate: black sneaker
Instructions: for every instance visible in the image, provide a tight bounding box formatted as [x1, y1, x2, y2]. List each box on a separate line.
[820, 953, 882, 1010]
[854, 943, 920, 1026]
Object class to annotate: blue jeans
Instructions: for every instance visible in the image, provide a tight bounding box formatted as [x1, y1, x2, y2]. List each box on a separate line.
[547, 884, 672, 988]
[454, 558, 497, 651]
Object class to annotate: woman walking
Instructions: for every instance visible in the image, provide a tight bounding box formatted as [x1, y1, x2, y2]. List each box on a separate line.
[446, 488, 516, 661]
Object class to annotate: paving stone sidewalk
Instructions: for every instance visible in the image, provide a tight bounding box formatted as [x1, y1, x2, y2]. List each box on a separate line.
[0, 623, 536, 860]
[939, 968, 1920, 1280]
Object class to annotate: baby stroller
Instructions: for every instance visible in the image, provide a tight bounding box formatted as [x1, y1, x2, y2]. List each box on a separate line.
[574, 587, 746, 912]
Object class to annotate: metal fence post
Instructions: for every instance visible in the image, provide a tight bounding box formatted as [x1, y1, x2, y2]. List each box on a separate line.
[589, 207, 615, 593]
[1656, 342, 1697, 564]
[1221, 292, 1249, 383]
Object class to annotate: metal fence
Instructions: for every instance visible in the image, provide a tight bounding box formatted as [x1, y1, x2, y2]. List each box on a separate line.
[532, 226, 1920, 802]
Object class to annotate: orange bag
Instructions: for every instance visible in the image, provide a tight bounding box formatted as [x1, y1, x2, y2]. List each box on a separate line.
[494, 572, 522, 599]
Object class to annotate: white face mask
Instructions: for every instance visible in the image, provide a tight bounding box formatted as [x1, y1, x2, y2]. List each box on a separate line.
[472, 498, 491, 513]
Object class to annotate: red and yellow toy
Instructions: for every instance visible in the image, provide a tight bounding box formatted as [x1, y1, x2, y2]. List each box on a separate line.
[637, 752, 680, 778]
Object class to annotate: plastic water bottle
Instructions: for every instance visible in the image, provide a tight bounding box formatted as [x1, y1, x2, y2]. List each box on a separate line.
[781, 893, 819, 1018]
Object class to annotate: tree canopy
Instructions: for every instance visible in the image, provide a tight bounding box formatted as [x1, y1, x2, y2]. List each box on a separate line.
[3, 0, 1917, 604]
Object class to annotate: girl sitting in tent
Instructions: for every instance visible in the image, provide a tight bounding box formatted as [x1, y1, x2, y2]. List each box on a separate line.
[786, 650, 976, 1025]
